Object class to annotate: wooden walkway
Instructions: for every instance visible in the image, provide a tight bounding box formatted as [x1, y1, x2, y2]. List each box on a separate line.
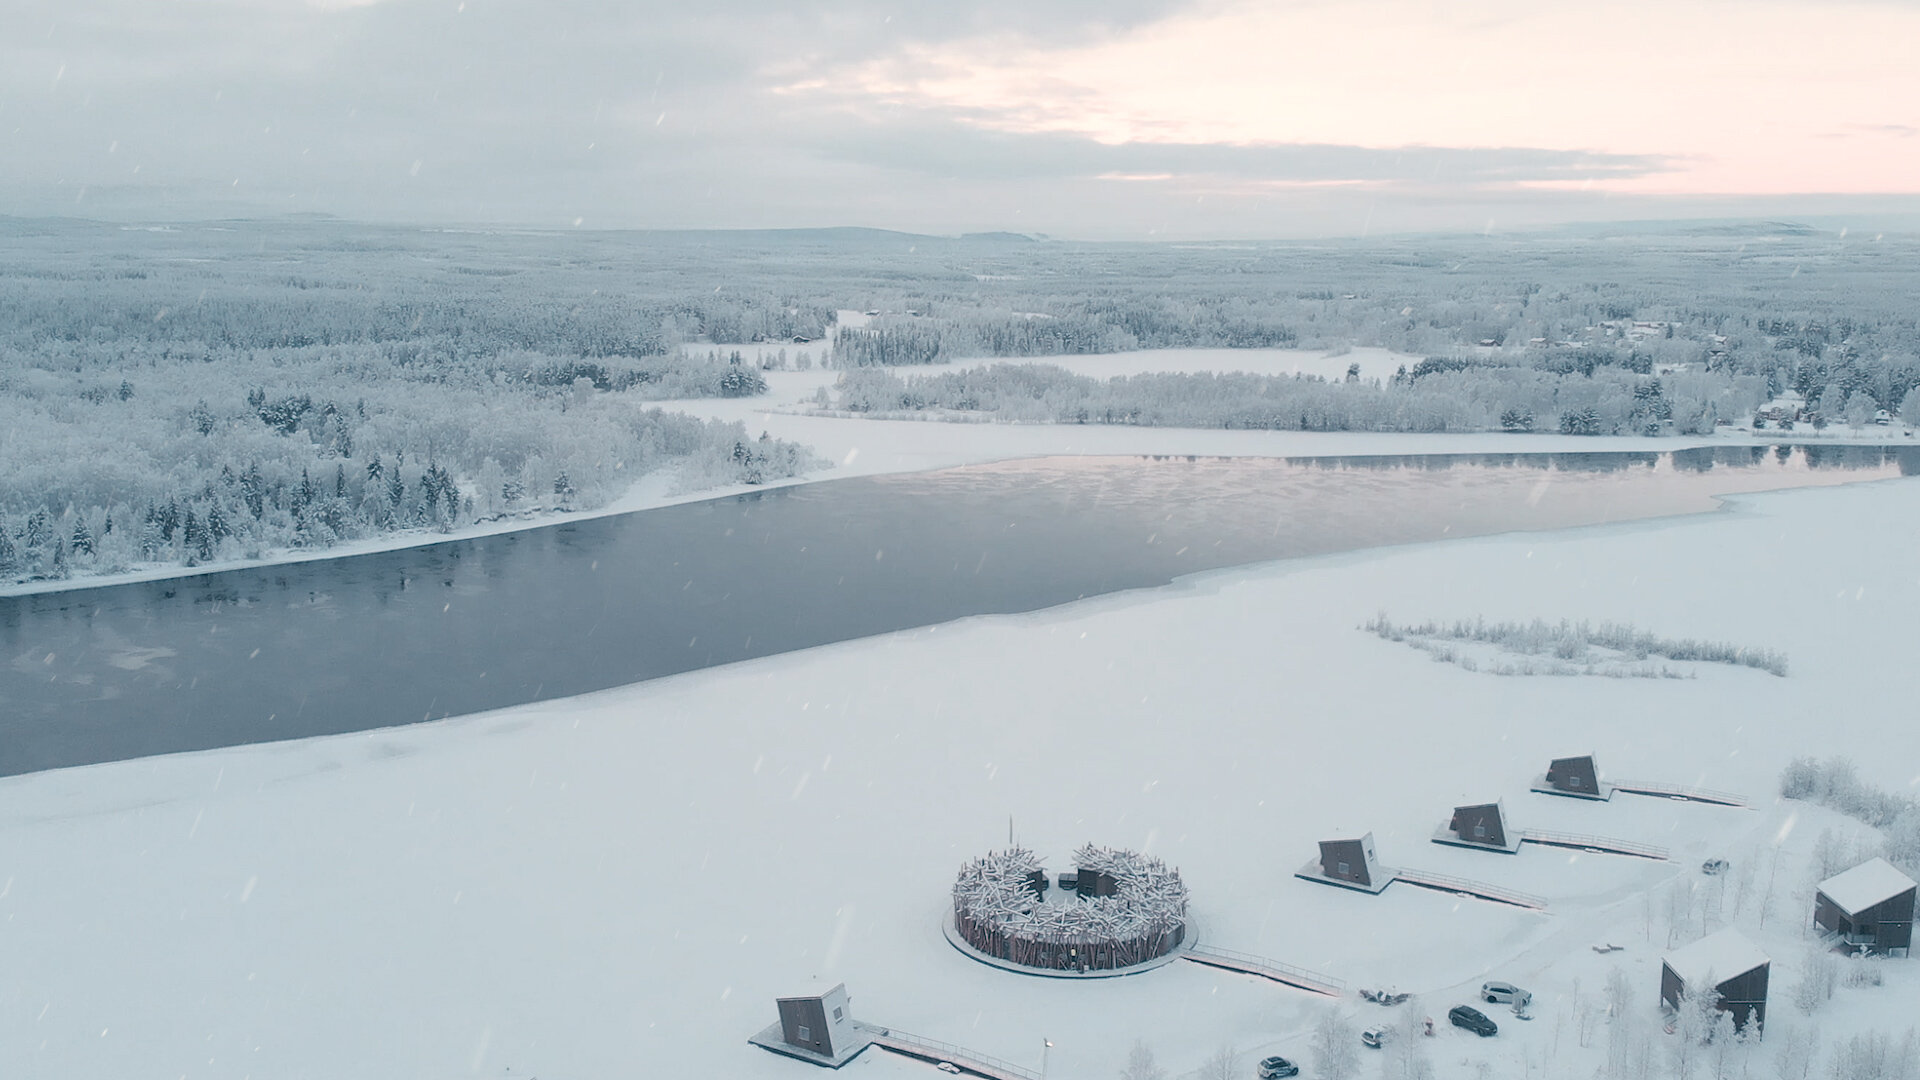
[1183, 944, 1345, 997]
[1610, 780, 1748, 807]
[1393, 867, 1548, 910]
[870, 1029, 1041, 1080]
[1519, 828, 1669, 860]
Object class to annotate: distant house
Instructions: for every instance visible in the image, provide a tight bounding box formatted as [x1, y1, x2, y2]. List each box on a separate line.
[1814, 858, 1916, 957]
[1296, 832, 1390, 893]
[775, 984, 857, 1060]
[1436, 799, 1521, 853]
[1533, 755, 1612, 801]
[1662, 929, 1770, 1032]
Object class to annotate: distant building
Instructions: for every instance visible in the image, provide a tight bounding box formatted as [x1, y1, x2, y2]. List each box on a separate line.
[1436, 799, 1521, 853]
[1533, 755, 1612, 800]
[1662, 929, 1770, 1032]
[775, 984, 856, 1060]
[1814, 858, 1916, 957]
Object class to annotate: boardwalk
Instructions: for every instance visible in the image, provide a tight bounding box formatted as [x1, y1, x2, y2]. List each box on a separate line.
[1184, 944, 1345, 996]
[871, 1029, 1041, 1080]
[1611, 780, 1749, 807]
[1393, 867, 1549, 910]
[1519, 829, 1669, 860]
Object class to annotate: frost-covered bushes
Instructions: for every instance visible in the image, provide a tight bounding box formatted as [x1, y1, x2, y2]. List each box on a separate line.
[1781, 758, 1918, 830]
[826, 361, 1762, 436]
[1365, 614, 1788, 676]
[1824, 1030, 1920, 1080]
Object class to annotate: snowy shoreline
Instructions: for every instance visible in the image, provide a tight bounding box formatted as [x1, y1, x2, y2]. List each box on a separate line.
[8, 352, 1911, 599]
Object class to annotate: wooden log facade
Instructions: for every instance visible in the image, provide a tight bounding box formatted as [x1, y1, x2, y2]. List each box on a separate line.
[951, 845, 1189, 973]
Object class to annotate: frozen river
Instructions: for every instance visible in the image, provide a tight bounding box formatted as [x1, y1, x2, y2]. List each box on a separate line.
[2, 444, 1912, 776]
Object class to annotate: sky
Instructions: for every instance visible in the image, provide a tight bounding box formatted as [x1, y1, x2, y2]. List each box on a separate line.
[3, 0, 1918, 238]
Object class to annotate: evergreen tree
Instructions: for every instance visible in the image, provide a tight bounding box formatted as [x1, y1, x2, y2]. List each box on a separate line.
[241, 463, 265, 518]
[207, 501, 231, 543]
[23, 509, 51, 555]
[70, 515, 94, 555]
[335, 463, 348, 498]
[182, 510, 205, 559]
[0, 518, 17, 578]
[553, 470, 574, 505]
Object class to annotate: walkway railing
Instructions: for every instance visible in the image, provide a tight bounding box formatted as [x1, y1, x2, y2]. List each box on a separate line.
[1393, 867, 1548, 910]
[1520, 829, 1669, 860]
[1185, 944, 1346, 996]
[872, 1029, 1041, 1080]
[1611, 780, 1749, 807]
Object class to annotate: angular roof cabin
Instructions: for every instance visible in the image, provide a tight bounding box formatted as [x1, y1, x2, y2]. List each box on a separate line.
[1532, 754, 1613, 800]
[748, 983, 872, 1066]
[1815, 858, 1916, 957]
[1661, 929, 1770, 1032]
[1435, 799, 1522, 853]
[1295, 832, 1392, 894]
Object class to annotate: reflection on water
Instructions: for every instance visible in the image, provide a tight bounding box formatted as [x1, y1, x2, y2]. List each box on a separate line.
[1, 445, 1912, 776]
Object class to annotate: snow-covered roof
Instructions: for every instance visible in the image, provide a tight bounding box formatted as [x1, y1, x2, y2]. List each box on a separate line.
[1663, 928, 1768, 987]
[1818, 858, 1918, 915]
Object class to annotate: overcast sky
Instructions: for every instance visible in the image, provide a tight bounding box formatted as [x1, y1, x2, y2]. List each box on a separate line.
[4, 0, 1918, 238]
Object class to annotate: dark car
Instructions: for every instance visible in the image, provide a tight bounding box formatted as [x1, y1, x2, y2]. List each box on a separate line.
[1449, 1005, 1498, 1037]
[1256, 1056, 1300, 1079]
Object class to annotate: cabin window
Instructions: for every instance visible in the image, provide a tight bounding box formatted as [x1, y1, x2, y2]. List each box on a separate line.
[1568, 775, 1583, 788]
[797, 1025, 812, 1042]
[1337, 861, 1351, 876]
[833, 1007, 844, 1021]
[1473, 823, 1488, 839]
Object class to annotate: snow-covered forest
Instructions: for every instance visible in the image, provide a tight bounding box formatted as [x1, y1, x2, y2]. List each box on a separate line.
[6, 218, 1920, 583]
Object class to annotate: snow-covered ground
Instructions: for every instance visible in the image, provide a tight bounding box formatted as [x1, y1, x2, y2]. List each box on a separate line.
[4, 469, 1918, 1079]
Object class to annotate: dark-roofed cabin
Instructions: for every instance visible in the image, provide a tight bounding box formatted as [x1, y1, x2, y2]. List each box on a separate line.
[1815, 858, 1916, 957]
[1076, 869, 1118, 898]
[1439, 800, 1520, 853]
[1535, 754, 1613, 800]
[1661, 929, 1769, 1033]
[1319, 834, 1384, 888]
[775, 984, 855, 1059]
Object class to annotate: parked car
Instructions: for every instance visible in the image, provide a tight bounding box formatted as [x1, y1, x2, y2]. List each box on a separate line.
[1361, 1027, 1389, 1049]
[1256, 1056, 1300, 1079]
[1481, 980, 1532, 1008]
[1449, 1005, 1499, 1037]
[936, 1064, 961, 1075]
[1701, 858, 1729, 875]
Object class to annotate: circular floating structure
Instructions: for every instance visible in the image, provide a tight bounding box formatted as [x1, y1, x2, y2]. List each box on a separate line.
[947, 845, 1190, 977]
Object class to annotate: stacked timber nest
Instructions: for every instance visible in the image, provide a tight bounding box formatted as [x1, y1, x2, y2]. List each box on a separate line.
[951, 844, 1189, 972]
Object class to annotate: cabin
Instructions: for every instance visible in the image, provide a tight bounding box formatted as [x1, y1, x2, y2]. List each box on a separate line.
[1075, 868, 1118, 898]
[1293, 832, 1392, 895]
[1436, 799, 1521, 853]
[775, 984, 857, 1060]
[1661, 929, 1770, 1032]
[1814, 858, 1916, 957]
[1533, 754, 1613, 800]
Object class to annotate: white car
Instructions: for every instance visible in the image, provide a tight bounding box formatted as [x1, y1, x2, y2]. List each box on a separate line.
[1481, 981, 1532, 1008]
[1361, 1027, 1389, 1049]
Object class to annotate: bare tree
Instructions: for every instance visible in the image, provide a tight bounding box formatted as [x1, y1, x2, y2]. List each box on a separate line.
[1196, 1045, 1238, 1080]
[1312, 1006, 1360, 1080]
[1119, 1040, 1165, 1080]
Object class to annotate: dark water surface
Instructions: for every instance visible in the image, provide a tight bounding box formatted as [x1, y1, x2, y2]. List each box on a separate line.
[3, 445, 1914, 776]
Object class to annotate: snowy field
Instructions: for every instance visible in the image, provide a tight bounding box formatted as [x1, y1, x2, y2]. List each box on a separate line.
[3, 469, 1917, 1079]
[931, 345, 1421, 383]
